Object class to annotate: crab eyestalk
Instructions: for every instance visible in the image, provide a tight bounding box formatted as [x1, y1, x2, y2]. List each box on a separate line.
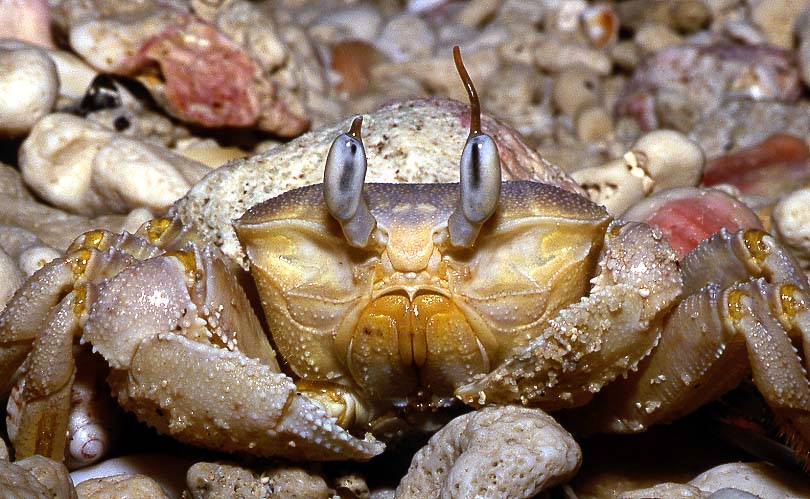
[324, 116, 378, 248]
[447, 46, 501, 248]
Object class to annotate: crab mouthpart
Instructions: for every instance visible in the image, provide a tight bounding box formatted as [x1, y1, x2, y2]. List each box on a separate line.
[343, 292, 493, 400]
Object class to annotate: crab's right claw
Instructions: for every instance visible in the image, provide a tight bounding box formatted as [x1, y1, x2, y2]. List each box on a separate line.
[119, 331, 383, 460]
[86, 250, 383, 461]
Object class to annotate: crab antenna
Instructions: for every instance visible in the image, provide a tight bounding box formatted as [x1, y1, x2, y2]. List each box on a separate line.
[453, 45, 480, 136]
[323, 116, 377, 248]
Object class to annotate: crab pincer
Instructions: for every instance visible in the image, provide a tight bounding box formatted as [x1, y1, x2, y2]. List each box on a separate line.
[0, 225, 383, 464]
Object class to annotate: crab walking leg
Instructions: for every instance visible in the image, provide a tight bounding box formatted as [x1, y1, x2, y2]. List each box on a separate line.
[563, 229, 810, 438]
[0, 230, 157, 391]
[565, 283, 747, 434]
[118, 333, 383, 460]
[395, 406, 581, 499]
[455, 221, 682, 409]
[774, 283, 810, 385]
[680, 228, 810, 297]
[727, 280, 810, 466]
[0, 239, 157, 463]
[0, 261, 78, 390]
[6, 292, 79, 461]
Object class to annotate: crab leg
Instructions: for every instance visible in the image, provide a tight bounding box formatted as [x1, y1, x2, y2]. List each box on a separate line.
[729, 280, 810, 465]
[679, 228, 810, 296]
[6, 291, 79, 461]
[455, 221, 682, 409]
[0, 229, 165, 390]
[565, 283, 748, 434]
[0, 261, 77, 391]
[0, 230, 189, 464]
[562, 230, 810, 466]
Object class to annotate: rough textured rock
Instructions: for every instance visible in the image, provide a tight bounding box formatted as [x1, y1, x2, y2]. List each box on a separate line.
[395, 406, 581, 499]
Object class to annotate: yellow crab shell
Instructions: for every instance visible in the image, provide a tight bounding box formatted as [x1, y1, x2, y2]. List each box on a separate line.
[236, 180, 610, 401]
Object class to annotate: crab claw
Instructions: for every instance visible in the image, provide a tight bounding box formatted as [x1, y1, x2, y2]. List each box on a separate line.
[455, 221, 681, 410]
[118, 332, 382, 460]
[84, 249, 383, 460]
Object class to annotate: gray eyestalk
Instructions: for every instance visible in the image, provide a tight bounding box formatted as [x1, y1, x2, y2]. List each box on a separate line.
[448, 46, 501, 248]
[323, 116, 377, 248]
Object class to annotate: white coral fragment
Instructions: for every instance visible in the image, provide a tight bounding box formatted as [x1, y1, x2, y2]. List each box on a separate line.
[631, 130, 705, 193]
[75, 474, 169, 499]
[185, 461, 329, 499]
[70, 453, 191, 498]
[0, 455, 76, 499]
[20, 113, 210, 216]
[773, 186, 810, 270]
[572, 129, 704, 215]
[395, 406, 581, 499]
[0, 41, 58, 137]
[688, 462, 810, 499]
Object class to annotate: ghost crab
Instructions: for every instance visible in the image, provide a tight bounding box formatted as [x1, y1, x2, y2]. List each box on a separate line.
[2, 48, 810, 495]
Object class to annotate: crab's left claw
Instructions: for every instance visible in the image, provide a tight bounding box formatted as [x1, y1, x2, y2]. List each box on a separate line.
[456, 221, 682, 409]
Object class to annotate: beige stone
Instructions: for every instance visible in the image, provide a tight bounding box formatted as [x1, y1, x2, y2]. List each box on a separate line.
[20, 113, 210, 216]
[0, 41, 58, 137]
[76, 474, 169, 499]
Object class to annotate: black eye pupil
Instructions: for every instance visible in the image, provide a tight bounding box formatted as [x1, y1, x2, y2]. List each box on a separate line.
[469, 142, 481, 189]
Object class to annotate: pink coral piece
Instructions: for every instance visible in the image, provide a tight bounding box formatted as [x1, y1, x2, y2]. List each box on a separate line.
[624, 188, 764, 261]
[703, 134, 810, 199]
[121, 18, 261, 128]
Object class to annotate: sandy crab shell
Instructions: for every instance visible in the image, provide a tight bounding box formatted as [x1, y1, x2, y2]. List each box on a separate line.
[170, 97, 582, 269]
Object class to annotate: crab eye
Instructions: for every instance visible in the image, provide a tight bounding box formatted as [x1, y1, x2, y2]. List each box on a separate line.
[460, 133, 501, 224]
[449, 133, 501, 247]
[324, 116, 377, 248]
[447, 46, 501, 248]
